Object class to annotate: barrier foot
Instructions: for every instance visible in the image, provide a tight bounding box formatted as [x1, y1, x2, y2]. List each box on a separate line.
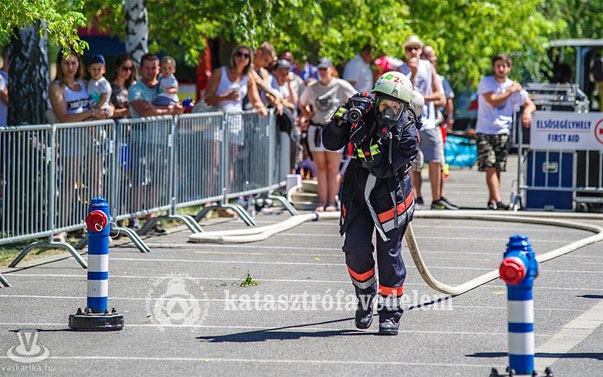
[9, 239, 87, 269]
[0, 273, 11, 288]
[68, 307, 124, 331]
[226, 204, 256, 226]
[75, 227, 152, 253]
[193, 204, 256, 226]
[167, 214, 203, 233]
[268, 194, 298, 216]
[116, 227, 152, 252]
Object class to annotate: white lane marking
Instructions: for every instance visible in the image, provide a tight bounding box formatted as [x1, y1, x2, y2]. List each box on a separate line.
[0, 355, 493, 368]
[534, 299, 603, 371]
[0, 294, 587, 313]
[4, 273, 603, 293]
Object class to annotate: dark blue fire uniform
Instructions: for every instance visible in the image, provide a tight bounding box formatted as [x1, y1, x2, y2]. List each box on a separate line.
[322, 105, 419, 324]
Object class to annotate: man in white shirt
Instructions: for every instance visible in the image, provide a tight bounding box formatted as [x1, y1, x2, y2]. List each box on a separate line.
[476, 53, 535, 210]
[343, 44, 373, 93]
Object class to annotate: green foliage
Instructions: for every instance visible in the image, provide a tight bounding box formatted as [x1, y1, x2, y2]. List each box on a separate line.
[3, 0, 603, 95]
[239, 271, 260, 287]
[0, 0, 88, 53]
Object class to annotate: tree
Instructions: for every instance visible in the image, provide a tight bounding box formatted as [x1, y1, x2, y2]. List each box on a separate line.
[8, 21, 51, 125]
[125, 0, 148, 63]
[2, 0, 602, 125]
[1, 0, 88, 125]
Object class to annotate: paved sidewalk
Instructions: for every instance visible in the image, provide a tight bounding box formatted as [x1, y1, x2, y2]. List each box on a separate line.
[1, 154, 602, 376]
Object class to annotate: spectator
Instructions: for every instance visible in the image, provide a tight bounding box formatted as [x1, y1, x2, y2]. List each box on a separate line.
[343, 43, 374, 93]
[299, 57, 357, 212]
[422, 46, 454, 132]
[110, 54, 137, 230]
[294, 55, 319, 85]
[0, 46, 9, 127]
[203, 44, 268, 127]
[128, 53, 183, 234]
[421, 45, 457, 200]
[250, 42, 283, 114]
[476, 53, 536, 210]
[49, 49, 112, 123]
[87, 54, 112, 117]
[0, 70, 6, 128]
[278, 51, 305, 98]
[48, 48, 114, 242]
[128, 53, 183, 118]
[271, 59, 300, 172]
[0, 46, 7, 81]
[152, 56, 180, 107]
[399, 36, 456, 210]
[110, 53, 137, 119]
[204, 45, 268, 216]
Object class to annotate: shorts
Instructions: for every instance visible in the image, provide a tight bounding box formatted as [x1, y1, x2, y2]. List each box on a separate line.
[476, 133, 509, 171]
[307, 123, 343, 153]
[417, 127, 443, 163]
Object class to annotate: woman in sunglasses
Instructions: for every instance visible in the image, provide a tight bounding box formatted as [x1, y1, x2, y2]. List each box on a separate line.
[204, 45, 267, 116]
[110, 54, 137, 119]
[202, 45, 268, 212]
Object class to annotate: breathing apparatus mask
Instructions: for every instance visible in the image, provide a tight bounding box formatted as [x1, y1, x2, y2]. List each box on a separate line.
[375, 95, 405, 128]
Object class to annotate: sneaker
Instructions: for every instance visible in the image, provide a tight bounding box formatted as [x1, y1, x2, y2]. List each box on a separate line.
[495, 201, 510, 211]
[150, 224, 168, 235]
[430, 199, 453, 210]
[415, 197, 424, 206]
[487, 201, 510, 210]
[128, 219, 140, 231]
[439, 196, 459, 210]
[378, 318, 400, 335]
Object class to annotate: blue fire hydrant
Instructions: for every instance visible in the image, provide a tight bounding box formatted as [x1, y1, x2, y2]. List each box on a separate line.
[499, 234, 539, 375]
[68, 197, 123, 330]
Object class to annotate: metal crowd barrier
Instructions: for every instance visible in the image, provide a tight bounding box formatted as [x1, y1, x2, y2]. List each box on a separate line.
[2, 121, 116, 268]
[0, 110, 286, 272]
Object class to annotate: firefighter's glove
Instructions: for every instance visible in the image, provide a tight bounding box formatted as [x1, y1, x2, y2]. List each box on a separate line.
[331, 106, 348, 123]
[349, 122, 369, 146]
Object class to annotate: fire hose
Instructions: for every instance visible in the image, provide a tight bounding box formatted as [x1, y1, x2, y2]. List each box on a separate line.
[189, 211, 603, 297]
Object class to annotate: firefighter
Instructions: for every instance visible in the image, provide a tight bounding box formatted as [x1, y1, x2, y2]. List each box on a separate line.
[322, 71, 420, 335]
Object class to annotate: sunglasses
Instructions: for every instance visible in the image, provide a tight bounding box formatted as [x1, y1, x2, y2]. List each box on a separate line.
[235, 51, 251, 59]
[405, 46, 421, 51]
[121, 66, 134, 71]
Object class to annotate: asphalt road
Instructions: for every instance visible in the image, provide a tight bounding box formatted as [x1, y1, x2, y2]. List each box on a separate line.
[1, 155, 602, 377]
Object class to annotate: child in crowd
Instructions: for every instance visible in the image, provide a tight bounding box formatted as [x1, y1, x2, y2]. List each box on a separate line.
[152, 56, 180, 107]
[87, 54, 112, 116]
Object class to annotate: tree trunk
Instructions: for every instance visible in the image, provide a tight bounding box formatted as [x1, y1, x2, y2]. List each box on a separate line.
[8, 20, 50, 126]
[125, 0, 148, 64]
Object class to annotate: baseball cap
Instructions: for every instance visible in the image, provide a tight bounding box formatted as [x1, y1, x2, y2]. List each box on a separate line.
[317, 57, 333, 69]
[403, 35, 423, 50]
[275, 59, 291, 70]
[90, 54, 105, 66]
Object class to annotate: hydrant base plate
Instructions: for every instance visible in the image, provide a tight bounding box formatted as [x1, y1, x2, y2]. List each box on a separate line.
[68, 311, 124, 331]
